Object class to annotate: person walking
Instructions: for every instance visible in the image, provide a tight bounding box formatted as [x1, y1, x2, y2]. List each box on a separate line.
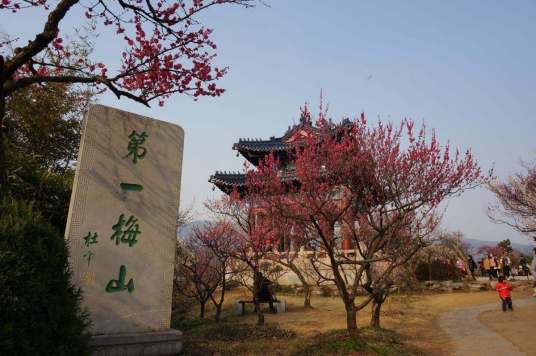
[495, 276, 514, 312]
[519, 256, 530, 280]
[483, 255, 492, 280]
[467, 255, 477, 277]
[493, 254, 500, 278]
[502, 255, 512, 280]
[489, 254, 498, 279]
[456, 258, 466, 276]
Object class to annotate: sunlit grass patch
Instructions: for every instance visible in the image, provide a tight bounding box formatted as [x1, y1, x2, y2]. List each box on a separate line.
[180, 320, 297, 355]
[293, 327, 423, 356]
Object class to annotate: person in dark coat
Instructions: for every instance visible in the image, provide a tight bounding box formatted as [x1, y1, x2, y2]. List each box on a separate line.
[256, 272, 276, 313]
[467, 255, 477, 276]
[519, 256, 530, 278]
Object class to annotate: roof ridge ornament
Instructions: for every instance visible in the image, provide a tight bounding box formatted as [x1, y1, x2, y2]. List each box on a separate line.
[299, 101, 312, 126]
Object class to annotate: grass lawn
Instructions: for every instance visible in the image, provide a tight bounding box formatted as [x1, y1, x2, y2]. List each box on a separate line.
[173, 282, 534, 355]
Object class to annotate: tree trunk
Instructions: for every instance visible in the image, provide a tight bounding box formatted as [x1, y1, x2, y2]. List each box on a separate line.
[215, 304, 222, 322]
[344, 302, 357, 330]
[0, 92, 7, 193]
[468, 269, 476, 281]
[214, 275, 226, 322]
[460, 256, 475, 281]
[303, 284, 312, 308]
[293, 267, 313, 308]
[252, 268, 264, 325]
[199, 301, 206, 319]
[370, 299, 382, 328]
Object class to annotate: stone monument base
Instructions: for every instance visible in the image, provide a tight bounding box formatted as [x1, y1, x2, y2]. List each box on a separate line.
[89, 329, 182, 356]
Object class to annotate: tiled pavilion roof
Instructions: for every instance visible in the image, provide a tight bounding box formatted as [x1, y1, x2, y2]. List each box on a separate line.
[232, 137, 287, 153]
[208, 171, 246, 194]
[209, 108, 350, 194]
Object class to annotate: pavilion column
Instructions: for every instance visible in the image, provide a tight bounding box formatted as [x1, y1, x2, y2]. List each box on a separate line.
[341, 224, 353, 250]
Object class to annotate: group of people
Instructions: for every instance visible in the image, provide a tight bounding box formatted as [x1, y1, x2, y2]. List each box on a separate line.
[455, 258, 465, 275]
[455, 248, 536, 313]
[494, 247, 536, 313]
[518, 256, 533, 278]
[454, 255, 477, 276]
[480, 254, 513, 280]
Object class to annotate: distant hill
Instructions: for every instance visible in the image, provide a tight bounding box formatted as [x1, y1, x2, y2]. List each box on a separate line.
[464, 238, 534, 256]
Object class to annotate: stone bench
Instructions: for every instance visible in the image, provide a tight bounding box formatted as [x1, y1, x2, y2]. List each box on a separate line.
[234, 300, 286, 315]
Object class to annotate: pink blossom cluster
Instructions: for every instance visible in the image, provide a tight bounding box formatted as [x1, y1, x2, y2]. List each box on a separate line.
[2, 0, 253, 106]
[246, 111, 488, 249]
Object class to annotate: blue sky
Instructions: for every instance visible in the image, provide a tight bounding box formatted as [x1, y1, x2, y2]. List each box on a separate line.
[3, 1, 535, 244]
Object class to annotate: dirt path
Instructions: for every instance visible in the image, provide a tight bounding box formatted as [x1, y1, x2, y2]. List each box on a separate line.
[480, 302, 536, 355]
[438, 298, 535, 356]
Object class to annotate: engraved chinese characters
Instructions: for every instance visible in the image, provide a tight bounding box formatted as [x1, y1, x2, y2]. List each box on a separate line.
[83, 232, 98, 267]
[124, 130, 148, 164]
[103, 131, 147, 293]
[105, 265, 135, 293]
[65, 105, 184, 334]
[110, 214, 141, 248]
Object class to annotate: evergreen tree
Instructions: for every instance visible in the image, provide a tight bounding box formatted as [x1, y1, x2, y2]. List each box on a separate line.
[0, 198, 90, 355]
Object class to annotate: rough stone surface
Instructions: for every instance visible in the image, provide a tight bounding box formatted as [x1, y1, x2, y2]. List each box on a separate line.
[90, 330, 182, 356]
[440, 280, 453, 287]
[429, 283, 441, 291]
[439, 298, 535, 355]
[274, 301, 286, 313]
[65, 104, 184, 335]
[233, 301, 243, 316]
[451, 282, 464, 290]
[468, 283, 487, 292]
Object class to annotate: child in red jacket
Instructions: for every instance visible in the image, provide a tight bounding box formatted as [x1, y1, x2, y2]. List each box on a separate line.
[495, 276, 513, 312]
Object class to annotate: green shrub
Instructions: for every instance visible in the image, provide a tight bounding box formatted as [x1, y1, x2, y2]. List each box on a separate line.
[7, 148, 74, 234]
[0, 198, 90, 355]
[414, 260, 463, 281]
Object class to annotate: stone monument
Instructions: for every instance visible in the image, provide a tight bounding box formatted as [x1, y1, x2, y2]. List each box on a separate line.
[65, 104, 184, 355]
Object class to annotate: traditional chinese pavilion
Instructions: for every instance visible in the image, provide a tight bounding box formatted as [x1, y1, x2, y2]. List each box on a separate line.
[209, 108, 319, 194]
[208, 107, 356, 251]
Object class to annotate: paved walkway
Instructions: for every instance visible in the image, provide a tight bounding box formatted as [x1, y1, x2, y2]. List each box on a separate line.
[438, 298, 535, 356]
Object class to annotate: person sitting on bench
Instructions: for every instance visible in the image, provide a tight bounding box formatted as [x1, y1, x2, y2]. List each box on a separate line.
[256, 272, 277, 313]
